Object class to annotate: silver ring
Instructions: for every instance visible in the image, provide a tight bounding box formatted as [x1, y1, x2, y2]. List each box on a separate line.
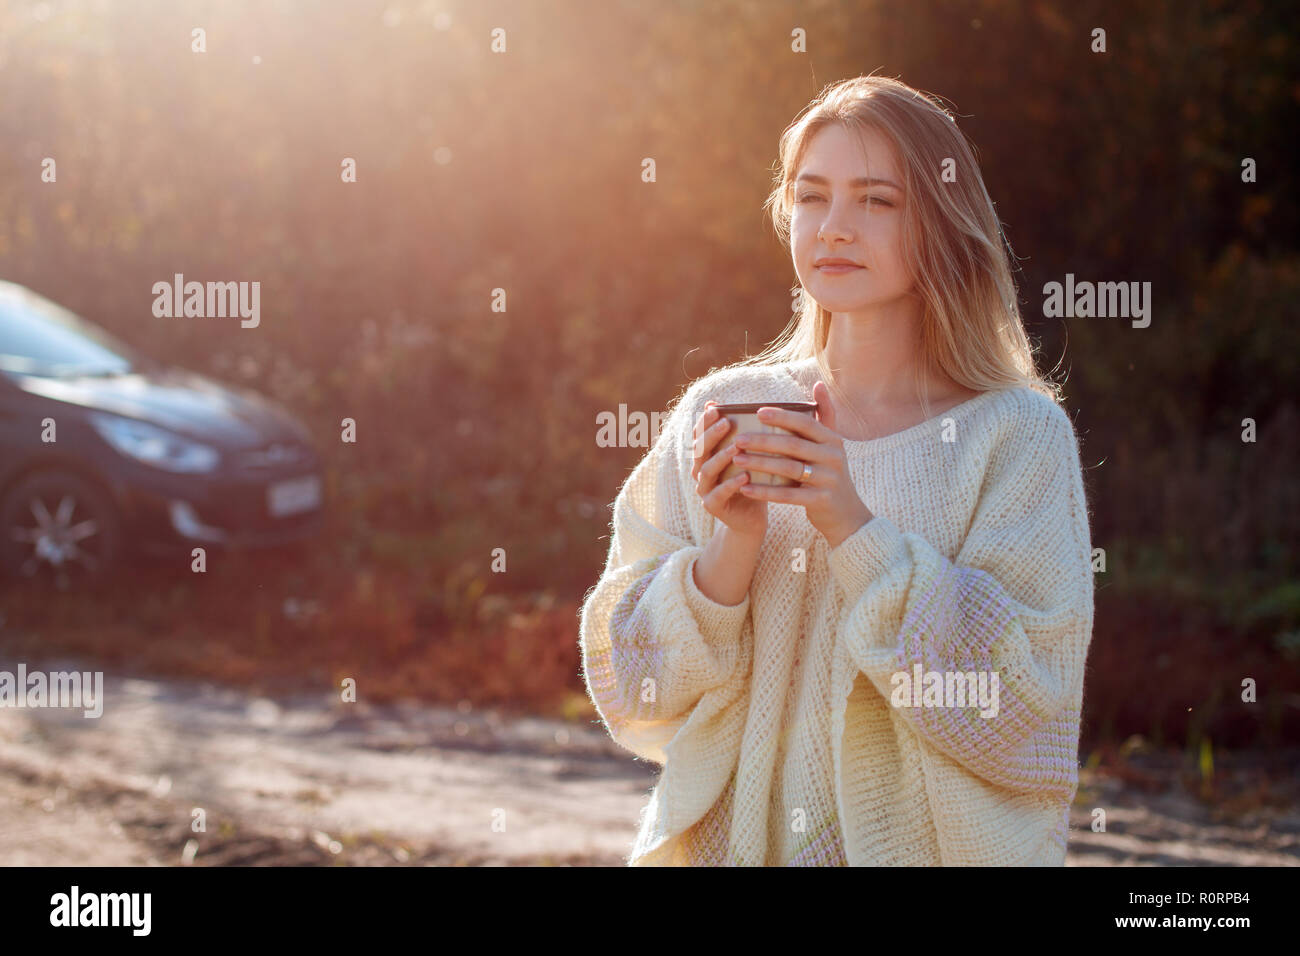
[799, 463, 813, 483]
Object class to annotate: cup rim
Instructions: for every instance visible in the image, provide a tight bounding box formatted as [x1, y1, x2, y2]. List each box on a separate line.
[710, 401, 818, 414]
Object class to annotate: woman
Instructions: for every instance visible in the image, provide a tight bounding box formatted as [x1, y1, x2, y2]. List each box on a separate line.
[578, 75, 1094, 865]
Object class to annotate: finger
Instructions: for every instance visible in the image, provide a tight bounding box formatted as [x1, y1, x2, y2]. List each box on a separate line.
[697, 440, 742, 491]
[738, 481, 814, 504]
[691, 409, 720, 476]
[752, 405, 841, 446]
[702, 430, 741, 479]
[707, 470, 751, 507]
[736, 430, 835, 463]
[691, 416, 733, 479]
[812, 381, 836, 433]
[692, 402, 719, 442]
[733, 451, 816, 485]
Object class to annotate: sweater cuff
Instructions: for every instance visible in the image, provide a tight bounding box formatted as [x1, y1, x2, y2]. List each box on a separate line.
[683, 549, 751, 643]
[827, 516, 907, 601]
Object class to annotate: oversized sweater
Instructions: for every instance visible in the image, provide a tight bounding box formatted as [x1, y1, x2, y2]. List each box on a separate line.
[578, 356, 1095, 865]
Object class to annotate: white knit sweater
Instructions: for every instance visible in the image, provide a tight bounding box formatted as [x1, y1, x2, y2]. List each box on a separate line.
[579, 356, 1094, 865]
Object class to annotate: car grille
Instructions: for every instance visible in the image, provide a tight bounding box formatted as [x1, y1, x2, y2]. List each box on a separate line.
[230, 441, 313, 473]
[192, 475, 323, 533]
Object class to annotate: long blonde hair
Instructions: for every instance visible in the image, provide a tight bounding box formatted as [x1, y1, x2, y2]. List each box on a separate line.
[722, 74, 1063, 428]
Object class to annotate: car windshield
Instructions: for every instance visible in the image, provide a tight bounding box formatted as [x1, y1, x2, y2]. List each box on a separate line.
[0, 284, 148, 377]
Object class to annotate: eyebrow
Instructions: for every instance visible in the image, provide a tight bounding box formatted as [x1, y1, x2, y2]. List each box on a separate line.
[794, 174, 903, 191]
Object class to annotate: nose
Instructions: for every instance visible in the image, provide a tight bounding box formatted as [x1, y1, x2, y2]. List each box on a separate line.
[816, 199, 857, 243]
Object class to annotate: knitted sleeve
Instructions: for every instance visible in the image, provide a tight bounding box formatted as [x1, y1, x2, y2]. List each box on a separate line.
[826, 394, 1094, 806]
[579, 378, 754, 766]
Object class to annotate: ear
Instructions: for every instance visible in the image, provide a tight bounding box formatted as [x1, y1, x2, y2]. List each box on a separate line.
[812, 380, 836, 433]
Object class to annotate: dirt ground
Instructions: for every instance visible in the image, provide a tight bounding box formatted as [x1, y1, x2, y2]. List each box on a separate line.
[1, 660, 1297, 867]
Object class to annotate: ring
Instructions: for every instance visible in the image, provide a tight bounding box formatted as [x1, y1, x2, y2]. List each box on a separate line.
[799, 463, 813, 483]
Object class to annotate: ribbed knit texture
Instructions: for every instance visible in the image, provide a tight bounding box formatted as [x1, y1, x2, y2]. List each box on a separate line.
[578, 357, 1094, 865]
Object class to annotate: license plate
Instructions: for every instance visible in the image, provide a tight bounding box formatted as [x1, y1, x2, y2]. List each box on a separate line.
[267, 474, 322, 517]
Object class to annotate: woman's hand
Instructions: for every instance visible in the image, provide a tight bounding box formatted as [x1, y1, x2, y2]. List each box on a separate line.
[732, 381, 874, 548]
[690, 400, 768, 540]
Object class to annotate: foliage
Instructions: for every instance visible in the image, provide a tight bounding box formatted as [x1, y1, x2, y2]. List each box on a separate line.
[0, 0, 1295, 747]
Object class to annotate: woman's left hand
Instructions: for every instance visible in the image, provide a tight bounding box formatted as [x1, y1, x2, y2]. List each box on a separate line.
[734, 381, 875, 549]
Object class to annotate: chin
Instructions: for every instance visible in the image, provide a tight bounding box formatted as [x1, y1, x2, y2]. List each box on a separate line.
[811, 289, 873, 309]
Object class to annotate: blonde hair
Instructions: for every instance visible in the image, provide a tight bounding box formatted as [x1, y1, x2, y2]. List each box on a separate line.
[722, 74, 1063, 429]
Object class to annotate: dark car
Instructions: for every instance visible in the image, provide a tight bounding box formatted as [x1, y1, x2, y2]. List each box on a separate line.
[0, 280, 324, 588]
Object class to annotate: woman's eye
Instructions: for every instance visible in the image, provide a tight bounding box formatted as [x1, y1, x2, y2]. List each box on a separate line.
[795, 194, 892, 207]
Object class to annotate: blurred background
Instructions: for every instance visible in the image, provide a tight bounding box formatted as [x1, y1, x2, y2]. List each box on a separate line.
[0, 0, 1297, 865]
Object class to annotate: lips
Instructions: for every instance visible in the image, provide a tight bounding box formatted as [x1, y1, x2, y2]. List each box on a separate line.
[815, 258, 863, 268]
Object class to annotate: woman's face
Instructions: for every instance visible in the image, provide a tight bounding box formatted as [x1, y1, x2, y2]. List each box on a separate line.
[790, 123, 915, 315]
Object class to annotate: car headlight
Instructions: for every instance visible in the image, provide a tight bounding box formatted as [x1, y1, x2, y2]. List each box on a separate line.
[88, 413, 220, 473]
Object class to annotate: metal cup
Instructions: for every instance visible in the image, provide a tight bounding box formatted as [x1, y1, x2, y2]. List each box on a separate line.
[710, 401, 819, 487]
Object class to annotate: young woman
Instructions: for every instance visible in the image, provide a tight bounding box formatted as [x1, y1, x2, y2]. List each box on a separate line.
[579, 75, 1094, 865]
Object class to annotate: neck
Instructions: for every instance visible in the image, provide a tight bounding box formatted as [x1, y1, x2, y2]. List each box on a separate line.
[822, 296, 932, 406]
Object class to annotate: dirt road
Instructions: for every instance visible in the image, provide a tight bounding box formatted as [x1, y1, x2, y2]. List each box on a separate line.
[1, 661, 1297, 866]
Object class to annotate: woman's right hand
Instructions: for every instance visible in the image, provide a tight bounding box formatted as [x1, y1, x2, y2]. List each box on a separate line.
[690, 401, 768, 539]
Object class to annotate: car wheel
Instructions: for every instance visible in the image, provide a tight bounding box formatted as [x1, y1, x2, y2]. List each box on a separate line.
[0, 470, 122, 590]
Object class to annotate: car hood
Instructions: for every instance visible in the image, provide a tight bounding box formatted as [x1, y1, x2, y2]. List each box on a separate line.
[9, 366, 312, 450]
